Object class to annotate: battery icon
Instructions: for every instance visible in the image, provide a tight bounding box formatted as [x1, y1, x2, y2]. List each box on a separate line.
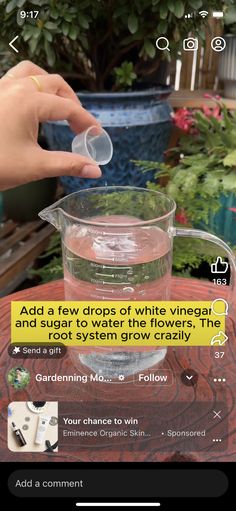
[212, 11, 224, 18]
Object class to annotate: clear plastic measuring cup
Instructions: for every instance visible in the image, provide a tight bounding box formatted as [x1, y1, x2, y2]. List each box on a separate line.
[72, 126, 113, 165]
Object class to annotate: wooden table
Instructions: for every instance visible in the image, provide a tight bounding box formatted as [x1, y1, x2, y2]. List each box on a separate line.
[0, 278, 235, 463]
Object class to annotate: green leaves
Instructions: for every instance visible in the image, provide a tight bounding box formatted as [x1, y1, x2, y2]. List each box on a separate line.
[144, 39, 156, 58]
[78, 14, 90, 29]
[128, 14, 138, 34]
[222, 173, 236, 192]
[69, 26, 79, 41]
[0, 0, 230, 91]
[203, 173, 222, 195]
[194, 111, 211, 131]
[223, 150, 236, 167]
[114, 61, 137, 89]
[224, 4, 236, 26]
[6, 0, 18, 13]
[167, 1, 175, 13]
[173, 1, 185, 19]
[160, 4, 168, 19]
[44, 39, 55, 67]
[22, 23, 40, 42]
[158, 20, 168, 33]
[62, 22, 70, 36]
[134, 98, 236, 275]
[44, 21, 58, 30]
[17, 0, 27, 6]
[28, 36, 38, 53]
[43, 29, 53, 42]
[188, 0, 203, 8]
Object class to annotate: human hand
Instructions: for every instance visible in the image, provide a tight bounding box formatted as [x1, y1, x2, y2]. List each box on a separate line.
[0, 61, 102, 190]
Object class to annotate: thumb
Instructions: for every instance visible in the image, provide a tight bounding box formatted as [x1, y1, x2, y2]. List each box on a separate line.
[40, 149, 102, 179]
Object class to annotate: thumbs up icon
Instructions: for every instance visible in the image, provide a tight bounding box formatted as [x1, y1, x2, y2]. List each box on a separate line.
[211, 257, 228, 274]
[211, 331, 228, 346]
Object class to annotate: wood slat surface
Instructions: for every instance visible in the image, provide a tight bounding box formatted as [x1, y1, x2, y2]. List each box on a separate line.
[0, 221, 16, 240]
[0, 220, 43, 257]
[0, 224, 55, 289]
[0, 277, 235, 463]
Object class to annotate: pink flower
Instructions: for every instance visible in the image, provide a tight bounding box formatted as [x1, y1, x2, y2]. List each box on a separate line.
[173, 96, 223, 137]
[176, 209, 188, 225]
[202, 104, 222, 120]
[203, 93, 221, 101]
[172, 108, 194, 133]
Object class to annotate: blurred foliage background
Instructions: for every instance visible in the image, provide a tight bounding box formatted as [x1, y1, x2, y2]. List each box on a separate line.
[0, 0, 233, 90]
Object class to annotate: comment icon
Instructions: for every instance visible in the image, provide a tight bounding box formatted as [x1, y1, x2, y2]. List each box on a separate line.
[211, 298, 228, 316]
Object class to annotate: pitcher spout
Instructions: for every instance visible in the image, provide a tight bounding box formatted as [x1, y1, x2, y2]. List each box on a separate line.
[39, 198, 65, 230]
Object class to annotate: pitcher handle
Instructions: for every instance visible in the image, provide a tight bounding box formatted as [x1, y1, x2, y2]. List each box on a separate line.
[171, 227, 236, 298]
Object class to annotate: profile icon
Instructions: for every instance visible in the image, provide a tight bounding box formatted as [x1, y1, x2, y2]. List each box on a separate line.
[211, 37, 226, 52]
[7, 366, 30, 390]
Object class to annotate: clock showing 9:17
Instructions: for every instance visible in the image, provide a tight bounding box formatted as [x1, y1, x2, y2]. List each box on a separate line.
[20, 10, 40, 19]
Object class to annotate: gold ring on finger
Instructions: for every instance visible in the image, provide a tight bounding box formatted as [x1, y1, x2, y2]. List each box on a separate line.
[29, 75, 42, 92]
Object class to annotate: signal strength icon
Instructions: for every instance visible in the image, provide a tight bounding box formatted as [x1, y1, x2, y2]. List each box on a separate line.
[199, 10, 209, 18]
[185, 13, 193, 18]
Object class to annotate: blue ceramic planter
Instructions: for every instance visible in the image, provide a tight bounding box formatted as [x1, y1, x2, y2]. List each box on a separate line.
[197, 193, 236, 246]
[210, 193, 236, 246]
[42, 88, 172, 194]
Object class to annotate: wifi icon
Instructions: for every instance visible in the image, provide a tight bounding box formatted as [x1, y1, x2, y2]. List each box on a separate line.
[199, 10, 208, 18]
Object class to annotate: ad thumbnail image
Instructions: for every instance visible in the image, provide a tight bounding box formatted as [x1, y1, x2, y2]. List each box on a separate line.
[8, 401, 58, 453]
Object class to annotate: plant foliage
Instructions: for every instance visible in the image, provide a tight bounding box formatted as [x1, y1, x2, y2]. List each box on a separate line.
[0, 0, 232, 90]
[134, 99, 236, 272]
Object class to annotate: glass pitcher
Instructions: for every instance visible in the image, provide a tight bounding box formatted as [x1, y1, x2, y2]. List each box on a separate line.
[39, 186, 236, 379]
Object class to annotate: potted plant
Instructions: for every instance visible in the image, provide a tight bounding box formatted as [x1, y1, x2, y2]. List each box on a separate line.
[218, 3, 236, 99]
[135, 97, 236, 259]
[0, 0, 225, 193]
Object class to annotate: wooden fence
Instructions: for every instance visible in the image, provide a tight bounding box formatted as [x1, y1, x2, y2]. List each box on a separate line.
[170, 19, 223, 92]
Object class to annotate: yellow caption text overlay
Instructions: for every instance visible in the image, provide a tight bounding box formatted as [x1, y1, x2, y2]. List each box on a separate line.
[11, 301, 226, 347]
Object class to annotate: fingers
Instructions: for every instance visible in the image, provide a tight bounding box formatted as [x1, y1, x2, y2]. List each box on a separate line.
[1, 61, 101, 132]
[3, 71, 80, 105]
[22, 73, 80, 104]
[36, 93, 101, 133]
[39, 149, 102, 179]
[2, 60, 48, 79]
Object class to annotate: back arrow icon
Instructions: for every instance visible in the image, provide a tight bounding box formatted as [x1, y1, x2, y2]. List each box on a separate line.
[9, 36, 19, 53]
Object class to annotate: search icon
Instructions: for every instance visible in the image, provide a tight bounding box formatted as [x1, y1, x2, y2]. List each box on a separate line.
[211, 298, 229, 316]
[156, 36, 170, 52]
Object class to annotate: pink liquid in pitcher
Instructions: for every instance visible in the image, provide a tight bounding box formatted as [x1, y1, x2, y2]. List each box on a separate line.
[63, 215, 172, 301]
[63, 215, 171, 377]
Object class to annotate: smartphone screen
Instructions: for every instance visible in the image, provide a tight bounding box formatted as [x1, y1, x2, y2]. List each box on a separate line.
[0, 1, 235, 508]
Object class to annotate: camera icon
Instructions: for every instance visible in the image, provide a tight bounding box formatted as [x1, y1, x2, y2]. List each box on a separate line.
[183, 38, 198, 51]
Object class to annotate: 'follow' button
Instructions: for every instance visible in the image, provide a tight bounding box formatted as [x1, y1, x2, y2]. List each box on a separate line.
[133, 369, 173, 387]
